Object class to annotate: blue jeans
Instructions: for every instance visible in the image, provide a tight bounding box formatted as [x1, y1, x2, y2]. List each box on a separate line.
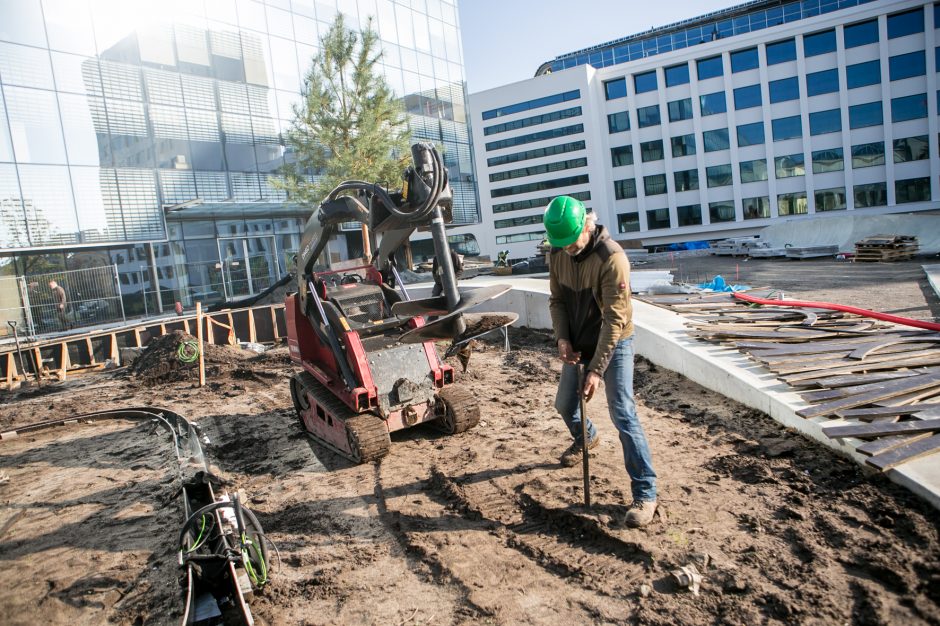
[554, 337, 657, 502]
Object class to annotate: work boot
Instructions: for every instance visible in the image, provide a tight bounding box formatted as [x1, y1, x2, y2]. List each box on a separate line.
[560, 435, 599, 467]
[624, 500, 657, 528]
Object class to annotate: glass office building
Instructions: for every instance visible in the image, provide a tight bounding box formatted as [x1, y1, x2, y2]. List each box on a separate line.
[470, 0, 939, 261]
[0, 0, 475, 315]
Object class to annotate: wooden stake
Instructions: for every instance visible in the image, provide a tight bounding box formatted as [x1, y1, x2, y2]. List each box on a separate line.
[196, 301, 206, 387]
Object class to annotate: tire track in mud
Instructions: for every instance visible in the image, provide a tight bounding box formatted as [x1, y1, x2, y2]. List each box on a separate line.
[426, 467, 651, 597]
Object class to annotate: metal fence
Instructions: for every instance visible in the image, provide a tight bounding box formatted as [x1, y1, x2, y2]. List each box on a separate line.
[0, 265, 126, 339]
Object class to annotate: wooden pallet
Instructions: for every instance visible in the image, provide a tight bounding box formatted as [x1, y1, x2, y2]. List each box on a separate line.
[854, 234, 919, 262]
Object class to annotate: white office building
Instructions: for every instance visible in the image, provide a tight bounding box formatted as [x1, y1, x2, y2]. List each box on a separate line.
[467, 0, 939, 261]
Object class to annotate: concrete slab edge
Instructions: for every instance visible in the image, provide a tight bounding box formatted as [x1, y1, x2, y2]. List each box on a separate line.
[924, 264, 940, 302]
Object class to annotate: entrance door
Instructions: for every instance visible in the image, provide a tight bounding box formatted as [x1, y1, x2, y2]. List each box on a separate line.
[217, 236, 278, 298]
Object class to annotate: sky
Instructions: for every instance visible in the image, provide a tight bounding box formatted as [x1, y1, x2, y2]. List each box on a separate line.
[457, 0, 738, 94]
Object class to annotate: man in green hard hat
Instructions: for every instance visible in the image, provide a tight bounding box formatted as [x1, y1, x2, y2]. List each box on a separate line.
[543, 195, 658, 527]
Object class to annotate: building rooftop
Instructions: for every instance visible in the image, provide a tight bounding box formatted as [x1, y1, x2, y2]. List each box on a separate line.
[539, 0, 877, 75]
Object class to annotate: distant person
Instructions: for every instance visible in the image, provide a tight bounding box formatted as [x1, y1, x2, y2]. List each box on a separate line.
[431, 250, 464, 297]
[543, 195, 658, 528]
[49, 280, 70, 330]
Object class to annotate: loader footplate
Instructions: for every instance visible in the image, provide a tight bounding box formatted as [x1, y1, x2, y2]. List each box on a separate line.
[291, 372, 390, 463]
[434, 386, 480, 434]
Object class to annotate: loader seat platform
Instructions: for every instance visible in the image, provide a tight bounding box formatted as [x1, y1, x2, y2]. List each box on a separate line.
[326, 282, 410, 337]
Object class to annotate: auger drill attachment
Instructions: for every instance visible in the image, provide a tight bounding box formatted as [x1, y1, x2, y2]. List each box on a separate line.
[285, 143, 516, 463]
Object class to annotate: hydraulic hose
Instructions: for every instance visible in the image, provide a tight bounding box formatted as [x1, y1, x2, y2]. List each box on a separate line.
[732, 292, 940, 332]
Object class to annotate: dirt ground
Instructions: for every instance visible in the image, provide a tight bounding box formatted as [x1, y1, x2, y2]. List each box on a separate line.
[1, 256, 939, 625]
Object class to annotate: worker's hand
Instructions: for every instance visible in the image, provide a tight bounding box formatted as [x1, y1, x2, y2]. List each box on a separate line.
[557, 339, 580, 364]
[582, 371, 601, 403]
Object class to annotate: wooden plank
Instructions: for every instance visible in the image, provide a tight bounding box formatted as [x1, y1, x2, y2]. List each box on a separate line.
[848, 337, 940, 360]
[838, 403, 940, 419]
[738, 332, 926, 357]
[866, 433, 940, 471]
[857, 432, 934, 456]
[822, 418, 940, 439]
[797, 375, 940, 419]
[772, 348, 940, 376]
[782, 355, 940, 384]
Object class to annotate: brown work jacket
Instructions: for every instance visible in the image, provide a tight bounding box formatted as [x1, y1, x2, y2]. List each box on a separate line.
[548, 225, 633, 375]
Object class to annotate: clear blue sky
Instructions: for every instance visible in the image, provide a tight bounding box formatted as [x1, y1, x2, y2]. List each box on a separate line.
[458, 0, 737, 94]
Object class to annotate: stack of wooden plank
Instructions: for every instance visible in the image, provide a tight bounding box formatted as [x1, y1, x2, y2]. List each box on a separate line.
[854, 234, 919, 262]
[639, 290, 940, 472]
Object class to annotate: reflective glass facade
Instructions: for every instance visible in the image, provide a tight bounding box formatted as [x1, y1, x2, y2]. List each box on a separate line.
[2, 0, 475, 311]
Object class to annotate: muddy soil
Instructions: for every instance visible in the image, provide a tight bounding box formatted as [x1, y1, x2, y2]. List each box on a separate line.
[1, 326, 938, 625]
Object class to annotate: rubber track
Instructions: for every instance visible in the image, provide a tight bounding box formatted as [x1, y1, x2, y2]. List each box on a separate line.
[294, 372, 390, 462]
[436, 385, 480, 434]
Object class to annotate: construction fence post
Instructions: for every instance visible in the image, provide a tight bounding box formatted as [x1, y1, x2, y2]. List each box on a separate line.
[196, 301, 206, 387]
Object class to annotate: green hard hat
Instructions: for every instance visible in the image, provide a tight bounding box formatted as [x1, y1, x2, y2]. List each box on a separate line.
[543, 196, 586, 247]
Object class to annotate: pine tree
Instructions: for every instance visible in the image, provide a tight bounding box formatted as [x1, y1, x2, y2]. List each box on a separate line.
[275, 14, 411, 205]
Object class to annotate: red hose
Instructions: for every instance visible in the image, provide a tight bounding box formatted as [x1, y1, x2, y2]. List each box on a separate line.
[732, 292, 940, 332]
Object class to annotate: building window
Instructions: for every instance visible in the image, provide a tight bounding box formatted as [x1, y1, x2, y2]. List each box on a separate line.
[668, 98, 693, 122]
[806, 69, 839, 96]
[484, 107, 582, 136]
[812, 148, 844, 173]
[490, 173, 590, 198]
[671, 133, 696, 157]
[674, 169, 699, 192]
[703, 128, 730, 152]
[775, 153, 805, 178]
[734, 84, 762, 110]
[710, 200, 737, 222]
[849, 102, 882, 129]
[665, 63, 690, 87]
[742, 196, 770, 220]
[766, 39, 796, 65]
[644, 174, 667, 196]
[487, 140, 586, 167]
[846, 60, 881, 89]
[618, 212, 640, 233]
[482, 89, 580, 120]
[887, 8, 924, 39]
[778, 192, 808, 216]
[493, 190, 591, 214]
[893, 135, 929, 163]
[634, 70, 657, 94]
[737, 121, 765, 147]
[700, 91, 727, 116]
[809, 109, 842, 136]
[495, 231, 546, 245]
[815, 187, 847, 212]
[494, 214, 545, 229]
[605, 78, 627, 100]
[608, 112, 630, 133]
[772, 115, 802, 141]
[731, 47, 759, 73]
[677, 204, 702, 226]
[844, 19, 878, 48]
[740, 159, 768, 183]
[640, 139, 664, 162]
[892, 93, 928, 123]
[854, 182, 887, 207]
[489, 157, 588, 183]
[485, 123, 584, 151]
[895, 177, 931, 203]
[646, 208, 671, 230]
[611, 145, 633, 167]
[804, 29, 836, 57]
[769, 77, 799, 103]
[851, 141, 885, 168]
[706, 164, 732, 188]
[697, 55, 723, 80]
[890, 51, 927, 81]
[614, 178, 637, 200]
[637, 104, 661, 128]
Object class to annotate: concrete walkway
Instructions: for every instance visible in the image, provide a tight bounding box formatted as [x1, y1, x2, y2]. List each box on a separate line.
[437, 276, 940, 511]
[925, 264, 940, 302]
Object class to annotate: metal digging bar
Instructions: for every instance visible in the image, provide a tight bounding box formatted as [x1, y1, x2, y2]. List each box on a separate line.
[0, 408, 268, 626]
